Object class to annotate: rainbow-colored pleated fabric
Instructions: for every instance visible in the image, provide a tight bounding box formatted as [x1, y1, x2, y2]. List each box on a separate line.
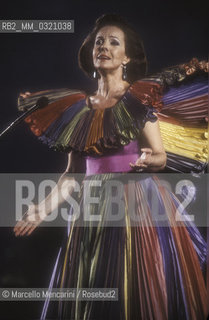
[40, 174, 207, 320]
[18, 58, 208, 173]
[23, 59, 207, 320]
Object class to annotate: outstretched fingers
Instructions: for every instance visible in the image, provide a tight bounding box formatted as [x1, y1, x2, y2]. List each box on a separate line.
[14, 221, 38, 236]
[20, 223, 37, 236]
[14, 221, 28, 236]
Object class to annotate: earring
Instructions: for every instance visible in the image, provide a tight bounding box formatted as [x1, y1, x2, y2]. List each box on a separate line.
[122, 64, 127, 81]
[93, 70, 99, 79]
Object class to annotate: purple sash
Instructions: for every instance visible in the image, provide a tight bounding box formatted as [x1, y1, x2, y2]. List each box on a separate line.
[86, 140, 140, 175]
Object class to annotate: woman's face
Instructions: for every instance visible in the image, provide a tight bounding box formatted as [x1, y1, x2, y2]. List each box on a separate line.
[93, 25, 130, 73]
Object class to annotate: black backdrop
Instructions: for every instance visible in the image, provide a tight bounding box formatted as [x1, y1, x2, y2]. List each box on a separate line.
[0, 1, 207, 319]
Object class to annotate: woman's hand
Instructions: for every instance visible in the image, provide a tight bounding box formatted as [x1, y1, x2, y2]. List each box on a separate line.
[19, 92, 31, 99]
[129, 120, 167, 172]
[18, 92, 31, 109]
[130, 147, 166, 172]
[13, 170, 76, 237]
[13, 204, 46, 237]
[129, 148, 152, 172]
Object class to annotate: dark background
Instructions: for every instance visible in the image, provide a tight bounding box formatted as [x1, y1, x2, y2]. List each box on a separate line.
[0, 0, 208, 319]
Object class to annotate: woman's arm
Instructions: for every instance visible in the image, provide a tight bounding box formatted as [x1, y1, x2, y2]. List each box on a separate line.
[130, 119, 167, 172]
[13, 151, 86, 236]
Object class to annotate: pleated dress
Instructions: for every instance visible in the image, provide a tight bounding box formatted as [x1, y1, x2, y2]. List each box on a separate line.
[18, 58, 208, 320]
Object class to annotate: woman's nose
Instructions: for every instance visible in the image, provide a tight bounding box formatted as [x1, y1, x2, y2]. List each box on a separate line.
[98, 40, 108, 51]
[98, 46, 108, 53]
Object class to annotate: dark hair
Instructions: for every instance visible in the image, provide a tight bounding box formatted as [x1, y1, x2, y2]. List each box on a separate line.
[78, 14, 147, 83]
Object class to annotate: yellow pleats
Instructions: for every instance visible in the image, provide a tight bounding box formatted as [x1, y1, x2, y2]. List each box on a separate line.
[159, 121, 208, 162]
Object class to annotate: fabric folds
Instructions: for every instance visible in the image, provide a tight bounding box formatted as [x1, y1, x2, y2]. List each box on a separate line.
[34, 58, 209, 319]
[18, 58, 208, 173]
[40, 175, 207, 320]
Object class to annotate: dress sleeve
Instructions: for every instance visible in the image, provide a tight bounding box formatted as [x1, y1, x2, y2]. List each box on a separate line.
[142, 58, 208, 173]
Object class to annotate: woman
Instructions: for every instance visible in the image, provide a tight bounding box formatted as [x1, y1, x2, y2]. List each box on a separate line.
[14, 14, 207, 320]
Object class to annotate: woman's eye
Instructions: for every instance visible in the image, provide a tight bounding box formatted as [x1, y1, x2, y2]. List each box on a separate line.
[110, 40, 120, 46]
[95, 39, 103, 45]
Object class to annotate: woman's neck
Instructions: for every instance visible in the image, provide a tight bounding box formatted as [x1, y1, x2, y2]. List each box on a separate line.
[97, 70, 130, 99]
